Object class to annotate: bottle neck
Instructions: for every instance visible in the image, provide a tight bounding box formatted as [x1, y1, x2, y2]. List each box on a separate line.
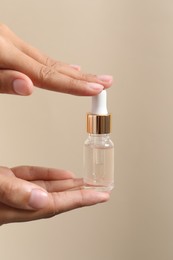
[89, 133, 110, 137]
[86, 133, 113, 147]
[88, 133, 110, 141]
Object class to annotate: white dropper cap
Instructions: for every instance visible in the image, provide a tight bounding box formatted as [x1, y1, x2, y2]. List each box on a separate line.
[87, 90, 111, 134]
[91, 90, 108, 115]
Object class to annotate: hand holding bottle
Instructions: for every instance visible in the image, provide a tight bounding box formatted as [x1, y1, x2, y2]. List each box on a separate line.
[0, 23, 113, 225]
[0, 166, 109, 225]
[0, 23, 112, 96]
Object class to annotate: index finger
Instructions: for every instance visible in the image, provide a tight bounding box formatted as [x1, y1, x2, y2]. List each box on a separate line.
[8, 48, 106, 96]
[9, 33, 113, 90]
[11, 166, 75, 181]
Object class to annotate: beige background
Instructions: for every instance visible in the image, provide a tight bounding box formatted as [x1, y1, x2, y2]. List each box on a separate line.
[0, 0, 173, 259]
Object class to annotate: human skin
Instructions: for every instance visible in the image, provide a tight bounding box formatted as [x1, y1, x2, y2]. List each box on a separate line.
[0, 23, 113, 96]
[0, 166, 109, 225]
[0, 24, 113, 225]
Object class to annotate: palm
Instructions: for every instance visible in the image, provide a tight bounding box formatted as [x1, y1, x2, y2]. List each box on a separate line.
[0, 166, 109, 225]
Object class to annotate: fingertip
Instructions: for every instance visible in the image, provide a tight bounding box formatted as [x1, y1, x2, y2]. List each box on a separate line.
[70, 64, 81, 71]
[94, 191, 110, 202]
[13, 78, 33, 96]
[85, 74, 113, 95]
[86, 82, 104, 95]
[97, 75, 113, 85]
[28, 189, 48, 209]
[64, 170, 76, 178]
[82, 190, 110, 204]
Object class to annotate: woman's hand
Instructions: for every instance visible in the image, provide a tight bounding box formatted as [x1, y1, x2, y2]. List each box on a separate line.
[0, 166, 109, 225]
[0, 23, 113, 96]
[0, 24, 112, 225]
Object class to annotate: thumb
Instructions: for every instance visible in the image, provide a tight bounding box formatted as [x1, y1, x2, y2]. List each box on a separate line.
[0, 69, 33, 95]
[0, 168, 48, 210]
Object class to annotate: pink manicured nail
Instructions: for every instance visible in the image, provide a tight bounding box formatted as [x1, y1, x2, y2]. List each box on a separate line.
[87, 82, 104, 91]
[29, 189, 48, 209]
[97, 75, 113, 83]
[70, 64, 81, 71]
[95, 192, 110, 201]
[13, 79, 31, 95]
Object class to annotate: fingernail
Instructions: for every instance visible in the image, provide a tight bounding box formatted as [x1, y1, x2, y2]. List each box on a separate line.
[95, 192, 110, 200]
[87, 82, 104, 91]
[29, 189, 48, 209]
[70, 64, 81, 71]
[13, 79, 29, 95]
[97, 75, 113, 83]
[91, 191, 110, 203]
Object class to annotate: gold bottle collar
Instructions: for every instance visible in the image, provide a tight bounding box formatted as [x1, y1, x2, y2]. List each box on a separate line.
[87, 113, 111, 134]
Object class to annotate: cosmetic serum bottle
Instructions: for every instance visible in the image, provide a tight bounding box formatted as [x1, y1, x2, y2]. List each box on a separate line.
[83, 90, 114, 191]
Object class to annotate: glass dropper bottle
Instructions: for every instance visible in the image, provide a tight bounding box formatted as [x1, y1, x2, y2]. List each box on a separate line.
[83, 90, 114, 191]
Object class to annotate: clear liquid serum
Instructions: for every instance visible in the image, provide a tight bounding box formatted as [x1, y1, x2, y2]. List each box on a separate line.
[83, 90, 114, 191]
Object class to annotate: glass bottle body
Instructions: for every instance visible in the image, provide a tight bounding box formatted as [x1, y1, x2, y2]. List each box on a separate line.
[83, 134, 114, 191]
